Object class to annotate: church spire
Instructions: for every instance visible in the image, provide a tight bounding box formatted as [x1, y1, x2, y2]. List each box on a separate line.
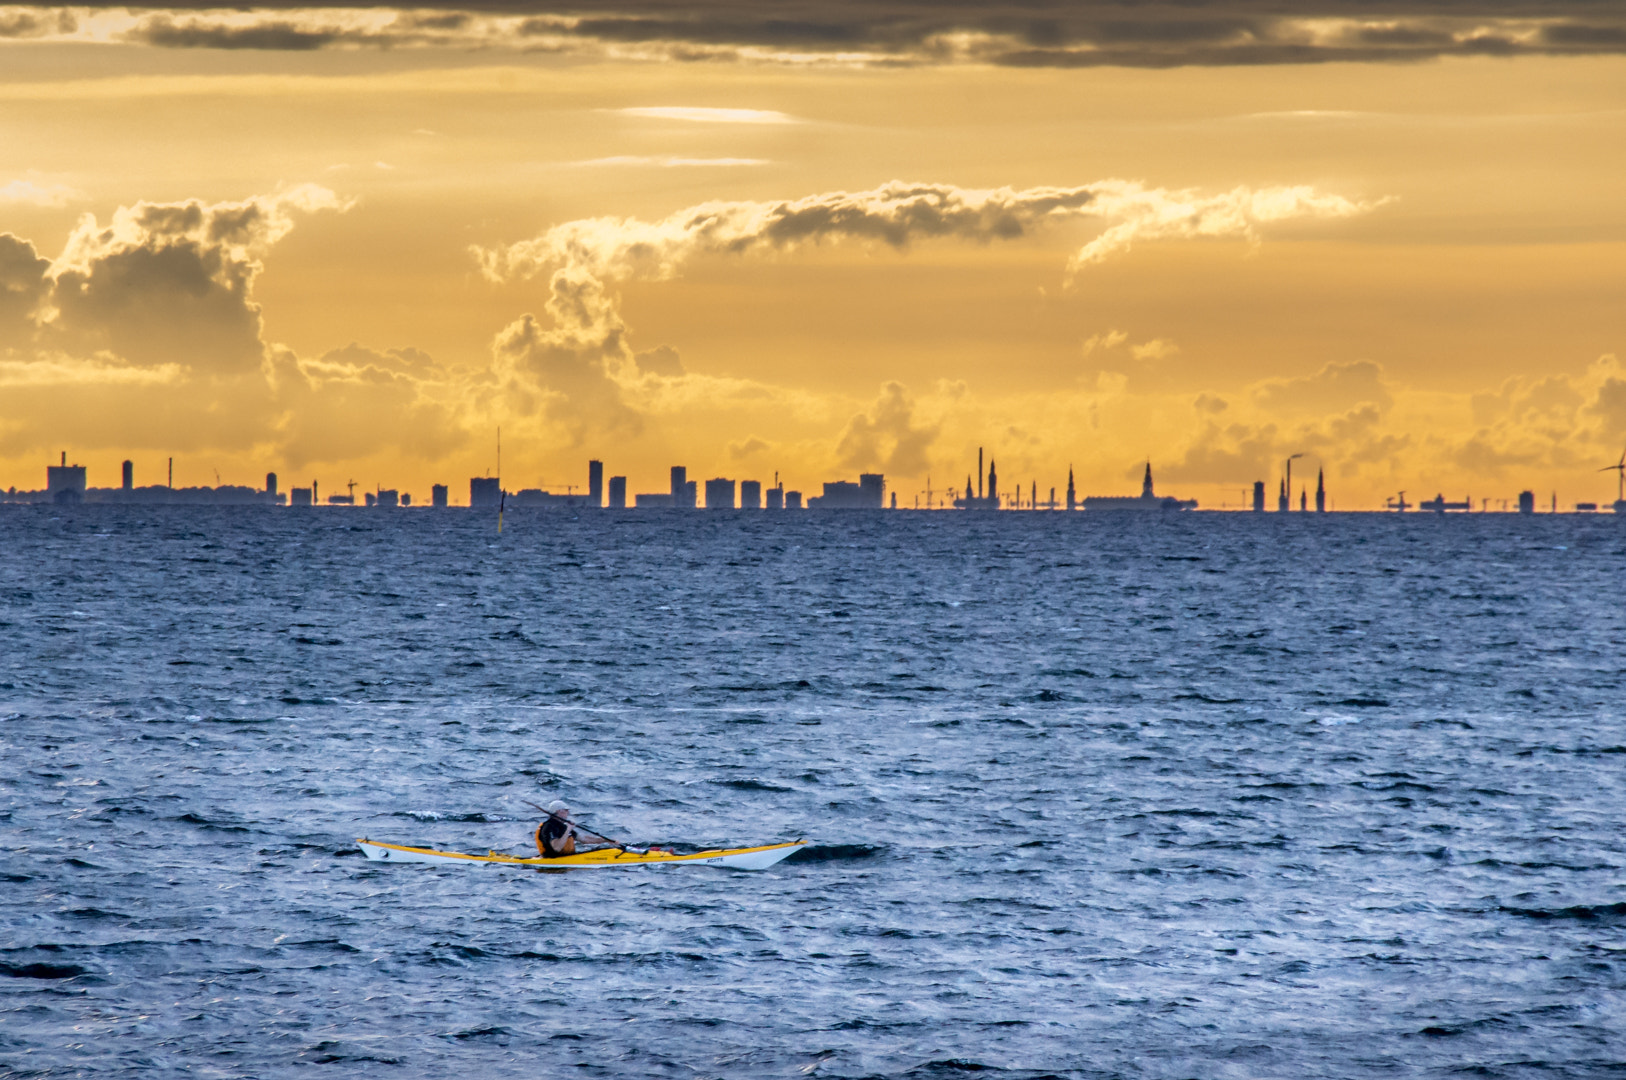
[1141, 461, 1154, 499]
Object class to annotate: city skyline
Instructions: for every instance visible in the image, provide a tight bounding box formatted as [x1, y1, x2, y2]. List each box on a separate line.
[1, 3, 1623, 511]
[10, 448, 1623, 513]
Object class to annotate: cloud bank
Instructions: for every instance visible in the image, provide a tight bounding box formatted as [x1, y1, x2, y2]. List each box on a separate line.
[6, 3, 1626, 66]
[0, 185, 471, 469]
[473, 178, 1372, 455]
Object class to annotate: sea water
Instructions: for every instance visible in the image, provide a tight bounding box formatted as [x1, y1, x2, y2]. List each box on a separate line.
[1, 507, 1623, 1078]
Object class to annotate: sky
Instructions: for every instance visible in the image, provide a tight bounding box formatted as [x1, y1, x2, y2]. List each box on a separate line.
[1, 1, 1624, 508]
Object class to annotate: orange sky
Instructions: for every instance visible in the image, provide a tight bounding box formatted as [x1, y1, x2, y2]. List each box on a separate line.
[2, 6, 1624, 508]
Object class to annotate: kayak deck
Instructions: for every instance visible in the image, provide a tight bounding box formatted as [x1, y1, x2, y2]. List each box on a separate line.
[356, 838, 806, 870]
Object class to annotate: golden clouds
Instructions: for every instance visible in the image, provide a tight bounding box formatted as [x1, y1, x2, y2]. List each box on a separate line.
[0, 186, 471, 470]
[0, 22, 1622, 506]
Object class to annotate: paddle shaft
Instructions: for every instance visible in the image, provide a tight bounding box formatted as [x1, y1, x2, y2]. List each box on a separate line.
[521, 800, 642, 852]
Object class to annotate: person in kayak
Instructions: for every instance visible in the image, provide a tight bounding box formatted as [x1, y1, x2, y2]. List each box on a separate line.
[534, 801, 612, 858]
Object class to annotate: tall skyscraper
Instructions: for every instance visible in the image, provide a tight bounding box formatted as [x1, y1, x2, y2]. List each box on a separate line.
[1315, 469, 1326, 512]
[588, 460, 604, 507]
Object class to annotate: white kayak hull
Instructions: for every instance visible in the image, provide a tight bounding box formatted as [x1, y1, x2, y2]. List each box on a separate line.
[355, 838, 806, 870]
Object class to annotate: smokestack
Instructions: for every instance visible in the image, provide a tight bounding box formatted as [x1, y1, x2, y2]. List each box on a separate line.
[977, 448, 983, 500]
[168, 457, 173, 488]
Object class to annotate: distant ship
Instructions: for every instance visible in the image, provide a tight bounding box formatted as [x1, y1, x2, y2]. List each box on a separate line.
[1082, 463, 1196, 511]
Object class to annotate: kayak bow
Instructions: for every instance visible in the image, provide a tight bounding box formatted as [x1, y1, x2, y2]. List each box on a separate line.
[355, 838, 806, 870]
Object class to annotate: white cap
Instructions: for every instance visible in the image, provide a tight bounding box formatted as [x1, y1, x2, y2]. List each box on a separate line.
[544, 800, 569, 814]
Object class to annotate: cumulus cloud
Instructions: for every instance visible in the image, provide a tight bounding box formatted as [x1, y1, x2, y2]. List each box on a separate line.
[836, 381, 937, 476]
[488, 271, 643, 445]
[45, 185, 348, 372]
[1452, 354, 1625, 477]
[1254, 358, 1393, 415]
[0, 185, 476, 471]
[0, 234, 51, 349]
[268, 344, 466, 468]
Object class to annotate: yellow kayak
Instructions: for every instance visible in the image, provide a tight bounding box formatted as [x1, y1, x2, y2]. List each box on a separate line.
[356, 838, 806, 870]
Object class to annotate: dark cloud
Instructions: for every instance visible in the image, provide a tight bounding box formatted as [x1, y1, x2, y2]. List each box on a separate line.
[43, 189, 342, 373]
[51, 237, 265, 370]
[1543, 22, 1626, 44]
[133, 17, 342, 50]
[1587, 377, 1626, 440]
[0, 235, 50, 350]
[75, 2, 1626, 64]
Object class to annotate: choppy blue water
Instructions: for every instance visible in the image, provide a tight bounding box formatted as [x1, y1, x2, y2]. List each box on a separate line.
[2, 507, 1624, 1078]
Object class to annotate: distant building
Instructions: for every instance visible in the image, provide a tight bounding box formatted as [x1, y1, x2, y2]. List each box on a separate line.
[608, 476, 627, 508]
[328, 494, 355, 505]
[954, 449, 998, 509]
[1253, 480, 1266, 512]
[1066, 468, 1076, 512]
[705, 477, 736, 509]
[670, 466, 687, 505]
[470, 477, 501, 507]
[1576, 502, 1598, 512]
[1420, 493, 1472, 512]
[1083, 463, 1196, 511]
[809, 473, 884, 509]
[766, 486, 783, 510]
[635, 493, 675, 508]
[1315, 469, 1326, 513]
[785, 491, 803, 509]
[401, 494, 411, 506]
[508, 461, 601, 507]
[1518, 490, 1535, 514]
[1277, 478, 1288, 513]
[682, 480, 697, 509]
[365, 492, 377, 507]
[431, 484, 449, 508]
[510, 489, 593, 508]
[122, 460, 134, 491]
[47, 453, 86, 503]
[740, 480, 762, 509]
[291, 487, 313, 507]
[376, 489, 399, 508]
[266, 472, 278, 500]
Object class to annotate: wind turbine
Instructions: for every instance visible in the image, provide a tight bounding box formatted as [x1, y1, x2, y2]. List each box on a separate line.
[1602, 447, 1626, 508]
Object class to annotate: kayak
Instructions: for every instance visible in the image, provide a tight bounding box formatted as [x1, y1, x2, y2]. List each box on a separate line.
[355, 837, 806, 870]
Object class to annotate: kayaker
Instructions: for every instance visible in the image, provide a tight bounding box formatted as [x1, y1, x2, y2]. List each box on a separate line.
[534, 801, 611, 858]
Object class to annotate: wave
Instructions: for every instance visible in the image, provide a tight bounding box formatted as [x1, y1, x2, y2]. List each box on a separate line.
[786, 843, 886, 863]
